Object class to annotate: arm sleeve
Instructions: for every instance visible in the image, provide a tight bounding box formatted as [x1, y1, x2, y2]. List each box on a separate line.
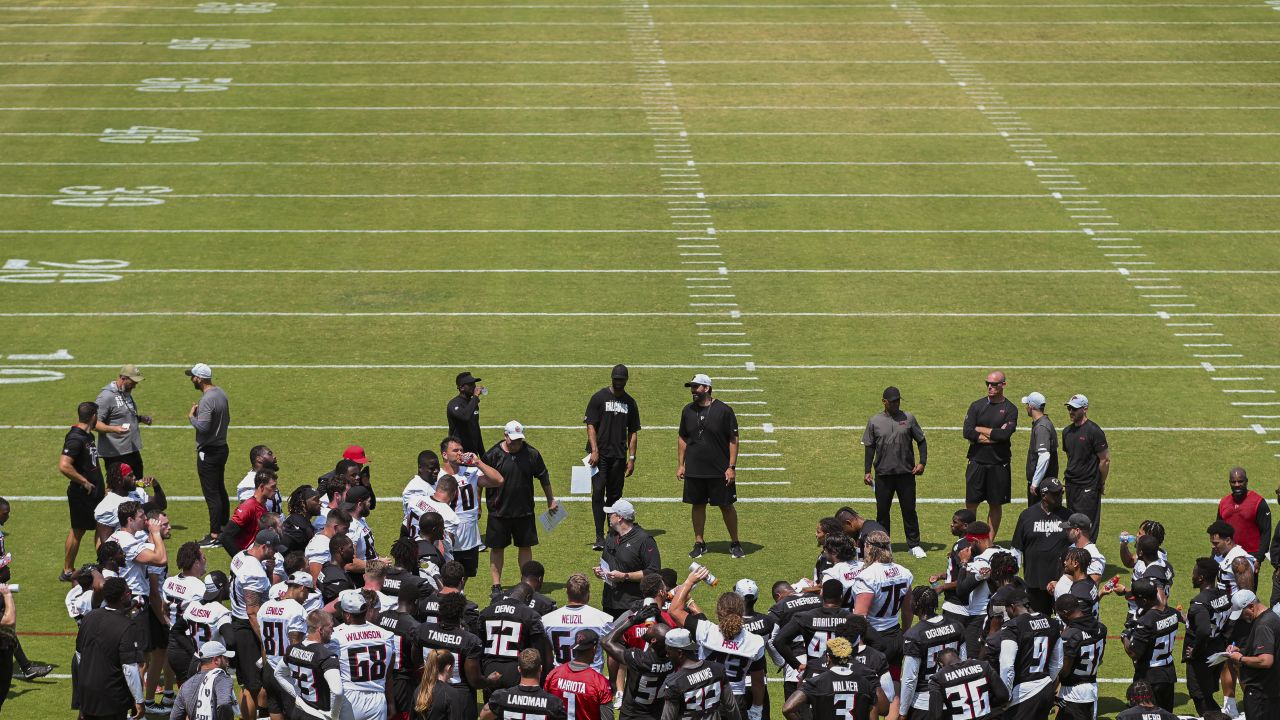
[447, 397, 478, 423]
[274, 661, 299, 699]
[1046, 638, 1064, 680]
[170, 688, 188, 720]
[124, 662, 145, 704]
[1258, 501, 1272, 558]
[916, 431, 928, 466]
[218, 673, 237, 712]
[986, 663, 1010, 708]
[899, 655, 921, 711]
[962, 402, 979, 441]
[326, 667, 345, 720]
[998, 639, 1017, 694]
[988, 406, 1017, 441]
[189, 397, 211, 431]
[774, 621, 803, 669]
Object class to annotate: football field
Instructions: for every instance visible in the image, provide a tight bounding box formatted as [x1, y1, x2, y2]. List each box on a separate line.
[1, 0, 1279, 714]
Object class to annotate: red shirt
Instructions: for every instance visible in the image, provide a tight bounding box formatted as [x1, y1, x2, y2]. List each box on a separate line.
[545, 662, 613, 720]
[1220, 490, 1266, 553]
[622, 610, 678, 650]
[229, 497, 267, 551]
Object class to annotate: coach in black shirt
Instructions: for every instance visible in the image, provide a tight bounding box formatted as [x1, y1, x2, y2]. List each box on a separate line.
[596, 499, 661, 615]
[1062, 394, 1110, 541]
[961, 370, 1018, 538]
[1011, 478, 1071, 614]
[76, 577, 145, 720]
[447, 371, 485, 454]
[484, 421, 558, 595]
[584, 364, 642, 549]
[677, 373, 742, 560]
[60, 401, 106, 581]
[1226, 589, 1280, 719]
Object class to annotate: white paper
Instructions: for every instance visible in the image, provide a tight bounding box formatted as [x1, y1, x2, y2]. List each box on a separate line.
[1207, 652, 1229, 667]
[599, 558, 615, 586]
[538, 504, 568, 533]
[571, 465, 594, 494]
[582, 454, 600, 476]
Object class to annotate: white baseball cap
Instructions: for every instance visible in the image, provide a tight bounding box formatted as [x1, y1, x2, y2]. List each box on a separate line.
[1020, 392, 1046, 409]
[338, 589, 368, 614]
[286, 571, 314, 589]
[684, 373, 713, 388]
[197, 640, 234, 659]
[504, 420, 526, 440]
[734, 578, 759, 599]
[1230, 589, 1257, 620]
[185, 363, 213, 380]
[666, 628, 693, 649]
[604, 499, 636, 520]
[1065, 394, 1089, 409]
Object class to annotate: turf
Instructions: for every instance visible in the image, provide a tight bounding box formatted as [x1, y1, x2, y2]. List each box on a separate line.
[0, 0, 1278, 715]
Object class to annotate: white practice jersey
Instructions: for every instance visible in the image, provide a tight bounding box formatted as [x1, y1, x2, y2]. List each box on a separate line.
[1217, 545, 1257, 595]
[230, 551, 271, 620]
[820, 560, 863, 611]
[110, 529, 155, 598]
[312, 498, 331, 533]
[66, 585, 94, 623]
[965, 547, 1015, 617]
[404, 495, 462, 548]
[1081, 544, 1106, 578]
[692, 618, 766, 696]
[402, 474, 434, 521]
[257, 598, 308, 667]
[348, 517, 377, 561]
[333, 622, 398, 694]
[438, 467, 483, 551]
[94, 489, 148, 530]
[185, 600, 233, 647]
[269, 581, 324, 613]
[542, 603, 614, 671]
[163, 574, 207, 626]
[853, 562, 914, 631]
[305, 532, 331, 568]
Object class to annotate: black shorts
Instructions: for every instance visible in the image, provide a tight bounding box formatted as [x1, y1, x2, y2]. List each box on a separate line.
[965, 462, 1011, 506]
[264, 665, 293, 715]
[147, 609, 169, 651]
[68, 484, 104, 531]
[453, 547, 480, 577]
[229, 618, 264, 692]
[167, 645, 197, 685]
[682, 476, 736, 507]
[485, 515, 538, 549]
[1057, 699, 1095, 720]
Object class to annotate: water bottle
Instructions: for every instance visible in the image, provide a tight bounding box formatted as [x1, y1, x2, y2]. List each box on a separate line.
[1119, 532, 1133, 544]
[478, 387, 488, 396]
[0, 584, 17, 593]
[1102, 575, 1121, 593]
[689, 562, 718, 587]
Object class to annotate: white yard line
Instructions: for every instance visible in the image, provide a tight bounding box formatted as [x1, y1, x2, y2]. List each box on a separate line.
[4, 160, 1280, 167]
[7, 105, 1280, 111]
[3, 311, 1276, 318]
[0, 267, 1273, 276]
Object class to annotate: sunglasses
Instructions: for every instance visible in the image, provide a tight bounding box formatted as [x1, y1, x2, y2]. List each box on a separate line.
[986, 381, 1005, 387]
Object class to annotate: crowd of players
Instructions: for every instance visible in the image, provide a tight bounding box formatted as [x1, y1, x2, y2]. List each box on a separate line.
[26, 366, 1280, 720]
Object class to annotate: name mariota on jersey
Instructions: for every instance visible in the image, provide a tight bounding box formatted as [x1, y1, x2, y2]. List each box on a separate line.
[554, 678, 588, 694]
[507, 693, 552, 708]
[943, 663, 984, 682]
[686, 668, 715, 685]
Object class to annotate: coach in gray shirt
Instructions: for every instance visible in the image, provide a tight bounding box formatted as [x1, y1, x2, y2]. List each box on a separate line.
[95, 364, 152, 476]
[861, 386, 928, 558]
[187, 363, 231, 548]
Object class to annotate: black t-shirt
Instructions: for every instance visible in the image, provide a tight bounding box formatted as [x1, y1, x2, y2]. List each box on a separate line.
[1065, 578, 1100, 620]
[75, 606, 145, 714]
[482, 442, 550, 518]
[376, 609, 422, 680]
[62, 425, 105, 492]
[902, 616, 966, 679]
[281, 513, 315, 554]
[319, 563, 355, 604]
[766, 593, 822, 667]
[447, 393, 484, 455]
[418, 594, 482, 636]
[621, 647, 675, 719]
[942, 538, 970, 605]
[1062, 420, 1108, 487]
[1011, 505, 1071, 587]
[678, 399, 738, 478]
[584, 387, 641, 458]
[478, 596, 547, 673]
[1024, 415, 1058, 484]
[926, 659, 1008, 720]
[602, 525, 662, 611]
[962, 397, 1018, 465]
[1184, 587, 1230, 660]
[996, 612, 1061, 685]
[1060, 617, 1107, 686]
[800, 663, 878, 720]
[1115, 706, 1179, 720]
[775, 606, 860, 677]
[1240, 609, 1280, 690]
[419, 682, 469, 720]
[487, 684, 568, 720]
[1128, 606, 1181, 685]
[284, 640, 340, 712]
[416, 623, 484, 691]
[660, 660, 728, 720]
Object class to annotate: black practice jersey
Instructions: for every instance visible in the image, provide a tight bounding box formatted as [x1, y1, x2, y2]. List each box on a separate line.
[775, 606, 858, 677]
[800, 662, 879, 720]
[487, 684, 568, 720]
[1115, 707, 1179, 720]
[1128, 607, 1181, 685]
[996, 612, 1062, 685]
[902, 616, 967, 679]
[660, 661, 729, 720]
[376, 609, 421, 676]
[284, 641, 340, 713]
[418, 593, 482, 635]
[942, 538, 970, 605]
[479, 596, 547, 671]
[926, 660, 1009, 720]
[620, 647, 675, 719]
[1060, 618, 1107, 687]
[416, 623, 484, 690]
[319, 563, 355, 604]
[1184, 587, 1230, 661]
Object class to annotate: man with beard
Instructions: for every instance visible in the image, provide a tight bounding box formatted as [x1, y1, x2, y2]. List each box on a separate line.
[678, 374, 741, 560]
[1010, 479, 1070, 614]
[1218, 467, 1270, 565]
[235, 445, 282, 513]
[186, 363, 231, 549]
[584, 364, 642, 551]
[449, 372, 487, 455]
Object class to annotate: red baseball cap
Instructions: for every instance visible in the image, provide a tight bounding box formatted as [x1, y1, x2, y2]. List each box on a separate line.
[342, 445, 369, 464]
[118, 463, 134, 477]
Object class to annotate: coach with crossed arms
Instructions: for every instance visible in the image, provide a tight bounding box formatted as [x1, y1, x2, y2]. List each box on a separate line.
[677, 373, 743, 560]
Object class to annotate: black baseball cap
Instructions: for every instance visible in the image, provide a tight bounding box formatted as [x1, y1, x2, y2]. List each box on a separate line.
[611, 364, 629, 380]
[455, 371, 481, 386]
[342, 485, 373, 510]
[882, 386, 901, 401]
[1127, 579, 1157, 601]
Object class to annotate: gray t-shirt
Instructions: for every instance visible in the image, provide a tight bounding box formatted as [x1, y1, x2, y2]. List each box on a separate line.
[861, 409, 926, 475]
[190, 386, 230, 448]
[95, 381, 142, 457]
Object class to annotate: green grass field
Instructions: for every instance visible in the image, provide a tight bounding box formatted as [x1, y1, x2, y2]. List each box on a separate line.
[1, 0, 1279, 715]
